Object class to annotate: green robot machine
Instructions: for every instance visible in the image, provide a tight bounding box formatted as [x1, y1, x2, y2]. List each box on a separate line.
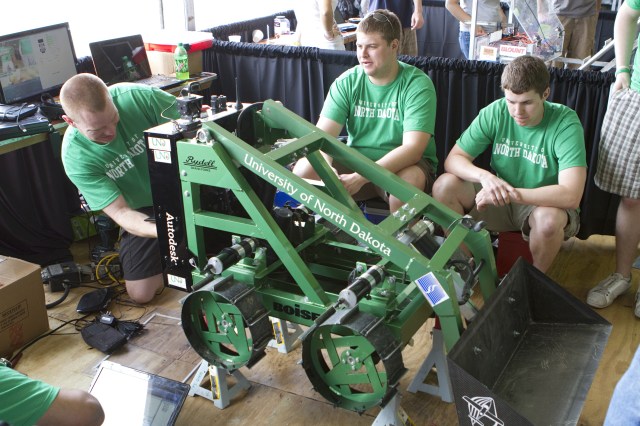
[145, 92, 499, 413]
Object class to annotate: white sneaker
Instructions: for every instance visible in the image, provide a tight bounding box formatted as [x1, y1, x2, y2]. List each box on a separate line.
[587, 273, 631, 308]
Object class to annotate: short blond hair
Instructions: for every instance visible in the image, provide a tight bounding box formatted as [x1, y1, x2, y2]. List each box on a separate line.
[60, 73, 112, 122]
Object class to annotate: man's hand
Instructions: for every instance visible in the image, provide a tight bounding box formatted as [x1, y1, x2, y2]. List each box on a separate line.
[475, 25, 487, 36]
[613, 73, 631, 93]
[411, 10, 425, 30]
[339, 172, 367, 195]
[476, 174, 520, 210]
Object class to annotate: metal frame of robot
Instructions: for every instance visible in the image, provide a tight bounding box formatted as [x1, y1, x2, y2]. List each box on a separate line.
[145, 99, 500, 414]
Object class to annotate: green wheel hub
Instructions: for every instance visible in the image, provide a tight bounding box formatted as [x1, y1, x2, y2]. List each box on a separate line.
[181, 278, 272, 371]
[302, 310, 406, 412]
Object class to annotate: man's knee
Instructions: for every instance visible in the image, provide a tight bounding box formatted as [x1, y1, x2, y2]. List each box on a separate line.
[529, 207, 567, 239]
[125, 274, 163, 304]
[620, 197, 640, 210]
[432, 173, 465, 200]
[397, 165, 428, 192]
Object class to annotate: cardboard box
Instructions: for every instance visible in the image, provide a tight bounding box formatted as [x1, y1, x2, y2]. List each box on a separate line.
[144, 31, 214, 76]
[0, 256, 50, 358]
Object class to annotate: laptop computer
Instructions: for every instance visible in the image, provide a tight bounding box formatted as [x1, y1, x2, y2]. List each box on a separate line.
[89, 35, 183, 90]
[89, 361, 190, 426]
[334, 7, 358, 32]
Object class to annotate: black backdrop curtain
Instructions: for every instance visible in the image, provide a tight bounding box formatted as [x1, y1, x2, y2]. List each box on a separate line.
[0, 131, 77, 265]
[0, 56, 94, 265]
[203, 40, 616, 239]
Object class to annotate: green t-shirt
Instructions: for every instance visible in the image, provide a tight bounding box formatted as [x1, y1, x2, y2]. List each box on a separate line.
[321, 61, 438, 169]
[627, 0, 640, 92]
[0, 365, 60, 426]
[457, 98, 586, 188]
[62, 83, 179, 211]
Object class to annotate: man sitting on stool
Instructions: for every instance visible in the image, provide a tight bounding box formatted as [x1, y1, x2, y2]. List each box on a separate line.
[293, 9, 437, 213]
[432, 55, 586, 273]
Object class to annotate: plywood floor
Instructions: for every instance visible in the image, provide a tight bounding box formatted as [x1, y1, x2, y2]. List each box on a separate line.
[13, 234, 640, 425]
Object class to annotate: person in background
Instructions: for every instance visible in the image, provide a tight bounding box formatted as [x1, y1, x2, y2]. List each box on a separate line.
[587, 0, 640, 316]
[293, 9, 437, 213]
[432, 55, 586, 273]
[603, 344, 640, 425]
[540, 0, 601, 69]
[337, 0, 363, 19]
[295, 0, 346, 50]
[60, 74, 180, 304]
[0, 361, 104, 426]
[368, 0, 424, 55]
[446, 0, 507, 59]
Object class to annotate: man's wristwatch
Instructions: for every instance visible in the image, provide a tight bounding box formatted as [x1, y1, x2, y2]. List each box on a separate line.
[0, 358, 13, 368]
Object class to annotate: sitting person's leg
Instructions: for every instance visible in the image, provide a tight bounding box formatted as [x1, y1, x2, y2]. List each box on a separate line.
[292, 157, 321, 180]
[431, 172, 477, 215]
[388, 161, 432, 212]
[524, 207, 579, 273]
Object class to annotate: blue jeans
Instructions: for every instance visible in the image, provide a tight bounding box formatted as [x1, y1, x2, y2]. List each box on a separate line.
[458, 31, 471, 59]
[604, 344, 640, 425]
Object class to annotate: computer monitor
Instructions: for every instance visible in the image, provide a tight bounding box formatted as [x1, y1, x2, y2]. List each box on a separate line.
[89, 35, 154, 86]
[0, 23, 78, 104]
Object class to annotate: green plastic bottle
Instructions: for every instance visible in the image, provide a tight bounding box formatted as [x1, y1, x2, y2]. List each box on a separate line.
[174, 43, 189, 80]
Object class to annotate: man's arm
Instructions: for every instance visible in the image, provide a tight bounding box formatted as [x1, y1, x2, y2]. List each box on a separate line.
[38, 389, 104, 426]
[412, 0, 425, 30]
[445, 0, 486, 35]
[499, 5, 508, 29]
[445, 144, 518, 207]
[377, 131, 429, 173]
[510, 166, 587, 210]
[339, 130, 431, 195]
[613, 3, 640, 92]
[315, 115, 345, 166]
[320, 0, 340, 41]
[102, 195, 157, 238]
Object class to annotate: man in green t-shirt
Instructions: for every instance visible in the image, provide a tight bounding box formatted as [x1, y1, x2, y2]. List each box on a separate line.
[60, 74, 180, 304]
[432, 55, 587, 273]
[293, 9, 437, 213]
[0, 363, 104, 426]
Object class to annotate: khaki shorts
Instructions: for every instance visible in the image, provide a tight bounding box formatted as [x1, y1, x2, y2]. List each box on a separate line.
[469, 183, 581, 240]
[336, 159, 435, 202]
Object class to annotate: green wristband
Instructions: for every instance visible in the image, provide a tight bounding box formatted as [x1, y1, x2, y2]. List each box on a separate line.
[615, 67, 631, 76]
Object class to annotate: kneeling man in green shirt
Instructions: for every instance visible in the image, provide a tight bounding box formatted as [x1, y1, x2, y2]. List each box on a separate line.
[432, 55, 587, 273]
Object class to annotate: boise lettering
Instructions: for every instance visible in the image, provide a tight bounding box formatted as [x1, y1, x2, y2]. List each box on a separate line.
[273, 302, 320, 320]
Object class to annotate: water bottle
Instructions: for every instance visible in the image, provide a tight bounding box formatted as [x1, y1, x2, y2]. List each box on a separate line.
[280, 16, 290, 35]
[174, 42, 189, 80]
[274, 16, 290, 37]
[121, 56, 137, 81]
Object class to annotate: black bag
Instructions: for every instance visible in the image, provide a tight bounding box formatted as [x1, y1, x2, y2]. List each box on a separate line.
[0, 103, 38, 121]
[80, 322, 127, 354]
[0, 111, 50, 140]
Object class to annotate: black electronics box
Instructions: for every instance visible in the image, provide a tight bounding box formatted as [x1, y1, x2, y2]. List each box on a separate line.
[41, 262, 81, 292]
[447, 258, 612, 426]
